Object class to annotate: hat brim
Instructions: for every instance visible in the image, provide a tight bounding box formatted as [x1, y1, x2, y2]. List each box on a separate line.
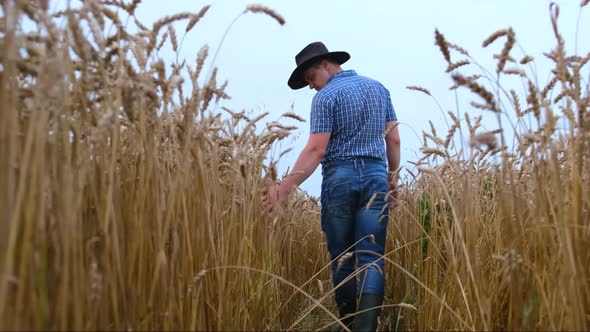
[288, 51, 350, 90]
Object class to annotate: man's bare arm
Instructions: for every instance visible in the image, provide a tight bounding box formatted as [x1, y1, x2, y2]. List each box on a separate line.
[261, 133, 330, 206]
[280, 132, 330, 192]
[385, 121, 401, 190]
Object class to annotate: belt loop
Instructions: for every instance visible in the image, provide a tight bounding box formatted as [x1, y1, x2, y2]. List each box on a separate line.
[360, 158, 365, 168]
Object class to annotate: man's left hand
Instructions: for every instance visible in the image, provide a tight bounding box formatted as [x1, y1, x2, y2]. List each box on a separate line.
[260, 183, 289, 210]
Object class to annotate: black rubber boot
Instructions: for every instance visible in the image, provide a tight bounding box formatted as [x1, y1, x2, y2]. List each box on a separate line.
[352, 293, 382, 332]
[330, 301, 356, 331]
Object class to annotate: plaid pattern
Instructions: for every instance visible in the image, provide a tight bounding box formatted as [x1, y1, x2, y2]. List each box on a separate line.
[310, 70, 397, 165]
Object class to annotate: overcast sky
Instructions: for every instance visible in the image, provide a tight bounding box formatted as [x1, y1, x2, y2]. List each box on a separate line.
[56, 1, 590, 196]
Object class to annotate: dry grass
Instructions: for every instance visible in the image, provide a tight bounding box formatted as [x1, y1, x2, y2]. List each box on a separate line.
[388, 3, 590, 330]
[0, 1, 322, 330]
[1, 1, 589, 331]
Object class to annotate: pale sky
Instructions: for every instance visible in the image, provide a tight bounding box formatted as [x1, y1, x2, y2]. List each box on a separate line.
[55, 1, 590, 197]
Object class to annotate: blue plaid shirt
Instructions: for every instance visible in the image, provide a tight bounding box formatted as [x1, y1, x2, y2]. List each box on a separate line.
[310, 70, 397, 165]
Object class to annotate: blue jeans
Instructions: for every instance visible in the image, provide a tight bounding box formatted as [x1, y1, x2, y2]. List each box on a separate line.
[320, 158, 389, 308]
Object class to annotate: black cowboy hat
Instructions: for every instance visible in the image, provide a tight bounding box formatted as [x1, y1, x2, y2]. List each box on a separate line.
[288, 41, 350, 90]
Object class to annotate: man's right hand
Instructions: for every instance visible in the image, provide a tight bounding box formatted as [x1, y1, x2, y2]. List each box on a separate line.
[388, 181, 399, 210]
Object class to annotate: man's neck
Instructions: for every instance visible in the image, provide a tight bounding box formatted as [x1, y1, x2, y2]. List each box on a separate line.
[327, 66, 343, 76]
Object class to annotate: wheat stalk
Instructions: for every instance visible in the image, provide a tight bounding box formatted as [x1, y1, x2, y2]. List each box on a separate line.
[406, 86, 432, 96]
[244, 5, 285, 26]
[185, 5, 210, 32]
[435, 28, 451, 64]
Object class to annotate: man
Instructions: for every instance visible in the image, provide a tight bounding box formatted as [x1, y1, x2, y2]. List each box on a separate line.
[262, 41, 400, 331]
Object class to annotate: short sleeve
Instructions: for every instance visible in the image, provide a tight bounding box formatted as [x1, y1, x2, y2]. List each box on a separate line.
[385, 89, 397, 122]
[310, 93, 334, 133]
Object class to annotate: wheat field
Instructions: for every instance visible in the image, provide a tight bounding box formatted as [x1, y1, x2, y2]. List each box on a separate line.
[1, 1, 589, 331]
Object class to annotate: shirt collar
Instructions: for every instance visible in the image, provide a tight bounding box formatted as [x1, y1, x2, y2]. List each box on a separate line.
[327, 70, 357, 84]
